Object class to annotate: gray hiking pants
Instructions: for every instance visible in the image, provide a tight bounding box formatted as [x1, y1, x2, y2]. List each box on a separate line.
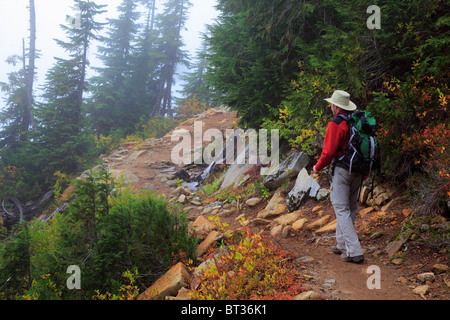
[331, 166, 364, 257]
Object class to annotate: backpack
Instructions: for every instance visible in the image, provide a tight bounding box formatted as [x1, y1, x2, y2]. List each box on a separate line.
[335, 111, 381, 176]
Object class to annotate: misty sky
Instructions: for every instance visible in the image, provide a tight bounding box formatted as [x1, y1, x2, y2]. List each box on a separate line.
[0, 0, 218, 109]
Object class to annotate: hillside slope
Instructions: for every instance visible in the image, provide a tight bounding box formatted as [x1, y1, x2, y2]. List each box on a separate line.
[87, 107, 449, 300]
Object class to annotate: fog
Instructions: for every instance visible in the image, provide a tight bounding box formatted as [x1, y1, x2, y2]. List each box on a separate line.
[0, 0, 218, 109]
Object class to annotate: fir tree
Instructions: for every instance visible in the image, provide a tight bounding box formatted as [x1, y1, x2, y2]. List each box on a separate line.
[0, 0, 40, 199]
[128, 0, 159, 123]
[37, 0, 106, 178]
[178, 42, 216, 108]
[88, 0, 141, 135]
[153, 0, 192, 118]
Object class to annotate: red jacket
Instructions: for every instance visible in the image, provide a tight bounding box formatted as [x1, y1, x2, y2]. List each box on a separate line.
[314, 109, 351, 172]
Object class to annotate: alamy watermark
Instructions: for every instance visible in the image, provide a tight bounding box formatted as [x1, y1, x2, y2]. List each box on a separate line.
[66, 4, 81, 29]
[366, 265, 381, 290]
[367, 5, 381, 30]
[170, 121, 280, 176]
[66, 265, 81, 290]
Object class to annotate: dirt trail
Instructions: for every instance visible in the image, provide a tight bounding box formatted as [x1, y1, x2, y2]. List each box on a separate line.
[104, 107, 238, 197]
[279, 232, 419, 300]
[103, 108, 447, 300]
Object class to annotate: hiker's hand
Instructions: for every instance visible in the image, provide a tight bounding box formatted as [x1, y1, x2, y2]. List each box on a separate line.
[313, 165, 319, 174]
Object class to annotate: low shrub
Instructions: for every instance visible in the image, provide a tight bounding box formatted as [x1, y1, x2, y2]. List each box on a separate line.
[191, 228, 307, 300]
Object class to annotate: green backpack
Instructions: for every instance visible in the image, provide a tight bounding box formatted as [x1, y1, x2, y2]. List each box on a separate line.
[335, 111, 381, 176]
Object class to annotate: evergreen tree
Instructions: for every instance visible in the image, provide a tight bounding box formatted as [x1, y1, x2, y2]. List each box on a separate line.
[88, 0, 141, 135]
[0, 223, 32, 299]
[37, 0, 106, 178]
[178, 42, 216, 108]
[0, 56, 30, 149]
[153, 0, 192, 118]
[204, 0, 302, 128]
[0, 0, 40, 199]
[128, 0, 159, 123]
[0, 0, 37, 147]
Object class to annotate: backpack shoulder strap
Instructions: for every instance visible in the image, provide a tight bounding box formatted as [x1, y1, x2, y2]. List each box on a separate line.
[333, 113, 352, 125]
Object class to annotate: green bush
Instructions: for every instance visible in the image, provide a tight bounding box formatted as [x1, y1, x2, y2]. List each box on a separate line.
[0, 168, 198, 300]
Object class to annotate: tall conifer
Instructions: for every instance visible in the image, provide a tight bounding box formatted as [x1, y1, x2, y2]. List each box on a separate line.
[37, 0, 106, 177]
[153, 0, 192, 117]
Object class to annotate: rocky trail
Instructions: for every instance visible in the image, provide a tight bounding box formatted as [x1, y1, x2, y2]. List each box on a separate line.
[95, 107, 448, 301]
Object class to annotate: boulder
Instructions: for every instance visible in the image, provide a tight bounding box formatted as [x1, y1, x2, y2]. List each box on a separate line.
[412, 285, 429, 296]
[359, 186, 371, 204]
[273, 211, 302, 227]
[315, 219, 337, 234]
[372, 185, 386, 198]
[432, 263, 449, 274]
[220, 144, 256, 189]
[358, 207, 375, 216]
[219, 209, 234, 217]
[270, 225, 283, 237]
[202, 201, 223, 214]
[172, 287, 193, 300]
[374, 192, 390, 207]
[293, 291, 321, 300]
[307, 215, 331, 230]
[129, 150, 146, 160]
[171, 186, 192, 196]
[246, 197, 262, 207]
[286, 169, 315, 212]
[281, 226, 293, 237]
[221, 163, 255, 189]
[263, 151, 310, 189]
[309, 179, 321, 198]
[384, 230, 412, 258]
[178, 194, 186, 204]
[292, 218, 309, 231]
[196, 230, 221, 257]
[257, 189, 287, 219]
[109, 169, 139, 184]
[137, 262, 190, 300]
[192, 216, 217, 238]
[380, 196, 407, 212]
[417, 272, 435, 283]
[312, 206, 322, 213]
[252, 218, 273, 226]
[316, 188, 329, 201]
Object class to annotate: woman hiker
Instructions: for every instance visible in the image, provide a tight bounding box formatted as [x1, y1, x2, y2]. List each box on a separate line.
[313, 90, 365, 264]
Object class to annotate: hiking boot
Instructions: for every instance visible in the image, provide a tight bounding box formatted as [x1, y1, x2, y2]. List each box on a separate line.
[331, 246, 344, 255]
[340, 254, 364, 264]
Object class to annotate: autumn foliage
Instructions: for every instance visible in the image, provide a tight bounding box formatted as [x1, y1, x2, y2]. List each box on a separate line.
[190, 228, 308, 300]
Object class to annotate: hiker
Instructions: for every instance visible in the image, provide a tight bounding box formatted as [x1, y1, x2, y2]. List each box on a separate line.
[313, 90, 364, 264]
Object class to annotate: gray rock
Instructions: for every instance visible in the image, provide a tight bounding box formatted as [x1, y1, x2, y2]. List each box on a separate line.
[220, 143, 257, 189]
[221, 162, 255, 189]
[316, 188, 329, 201]
[263, 151, 310, 190]
[286, 168, 314, 212]
[309, 179, 320, 198]
[202, 201, 223, 214]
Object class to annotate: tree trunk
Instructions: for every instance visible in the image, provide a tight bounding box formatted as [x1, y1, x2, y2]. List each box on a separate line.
[150, 0, 156, 31]
[25, 0, 36, 132]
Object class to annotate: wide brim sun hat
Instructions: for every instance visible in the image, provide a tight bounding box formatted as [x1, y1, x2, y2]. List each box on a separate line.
[324, 90, 357, 111]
